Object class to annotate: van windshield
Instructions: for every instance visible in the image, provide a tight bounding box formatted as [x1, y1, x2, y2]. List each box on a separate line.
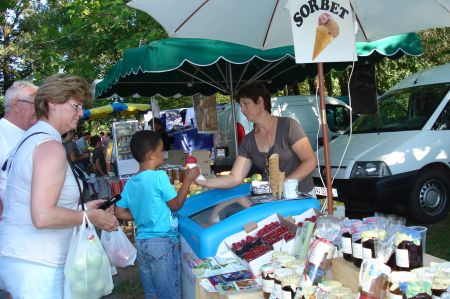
[351, 83, 450, 133]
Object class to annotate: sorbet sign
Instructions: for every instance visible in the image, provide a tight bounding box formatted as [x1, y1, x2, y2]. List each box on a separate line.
[287, 0, 357, 63]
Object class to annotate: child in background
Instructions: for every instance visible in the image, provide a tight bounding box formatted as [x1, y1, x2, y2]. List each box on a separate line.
[114, 130, 200, 299]
[87, 164, 98, 200]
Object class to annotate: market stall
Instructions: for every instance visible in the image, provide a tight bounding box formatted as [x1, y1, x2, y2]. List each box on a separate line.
[177, 190, 449, 299]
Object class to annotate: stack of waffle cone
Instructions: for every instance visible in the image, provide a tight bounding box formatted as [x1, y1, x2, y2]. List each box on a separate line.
[268, 154, 280, 199]
[278, 172, 285, 199]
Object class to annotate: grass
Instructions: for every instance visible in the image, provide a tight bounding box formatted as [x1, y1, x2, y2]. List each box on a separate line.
[419, 213, 450, 261]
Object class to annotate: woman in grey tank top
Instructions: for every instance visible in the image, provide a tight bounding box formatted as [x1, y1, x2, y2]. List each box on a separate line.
[196, 82, 317, 196]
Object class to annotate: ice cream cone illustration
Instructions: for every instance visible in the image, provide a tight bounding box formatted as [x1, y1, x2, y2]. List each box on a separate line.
[312, 13, 340, 60]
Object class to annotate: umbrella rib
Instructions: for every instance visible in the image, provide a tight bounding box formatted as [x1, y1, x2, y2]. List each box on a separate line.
[175, 0, 210, 33]
[246, 57, 292, 83]
[190, 64, 229, 91]
[350, 2, 368, 40]
[263, 0, 280, 48]
[176, 68, 228, 94]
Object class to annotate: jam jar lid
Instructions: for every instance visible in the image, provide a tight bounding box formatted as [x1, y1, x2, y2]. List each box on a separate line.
[277, 255, 296, 267]
[272, 251, 291, 262]
[285, 259, 306, 275]
[328, 286, 353, 297]
[274, 268, 295, 280]
[280, 274, 300, 289]
[318, 280, 343, 292]
[261, 262, 280, 275]
[301, 285, 317, 297]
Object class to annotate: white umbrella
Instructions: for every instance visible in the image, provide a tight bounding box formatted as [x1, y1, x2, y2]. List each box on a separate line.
[127, 0, 450, 213]
[127, 0, 450, 49]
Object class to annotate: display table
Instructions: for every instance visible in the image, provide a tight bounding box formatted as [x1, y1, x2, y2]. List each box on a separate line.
[194, 254, 446, 298]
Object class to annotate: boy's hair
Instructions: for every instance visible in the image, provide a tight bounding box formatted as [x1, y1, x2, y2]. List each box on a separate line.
[90, 135, 101, 147]
[130, 130, 162, 162]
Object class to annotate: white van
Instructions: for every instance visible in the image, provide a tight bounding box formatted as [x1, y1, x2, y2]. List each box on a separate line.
[313, 64, 450, 223]
[271, 96, 351, 151]
[213, 96, 351, 171]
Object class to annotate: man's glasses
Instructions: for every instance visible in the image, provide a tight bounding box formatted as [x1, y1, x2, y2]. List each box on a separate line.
[17, 99, 34, 105]
[68, 102, 83, 112]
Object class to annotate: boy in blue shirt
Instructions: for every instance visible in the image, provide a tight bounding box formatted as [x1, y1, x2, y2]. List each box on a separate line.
[115, 130, 200, 299]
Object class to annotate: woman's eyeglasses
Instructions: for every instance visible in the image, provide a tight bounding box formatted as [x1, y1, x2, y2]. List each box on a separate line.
[68, 102, 83, 112]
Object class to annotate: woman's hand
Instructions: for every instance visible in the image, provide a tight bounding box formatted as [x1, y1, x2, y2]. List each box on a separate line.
[86, 199, 107, 210]
[87, 209, 119, 232]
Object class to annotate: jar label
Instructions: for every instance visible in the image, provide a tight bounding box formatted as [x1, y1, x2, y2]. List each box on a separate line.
[262, 279, 275, 293]
[282, 289, 294, 299]
[342, 237, 352, 254]
[352, 242, 363, 259]
[309, 241, 335, 265]
[389, 292, 403, 299]
[395, 248, 410, 268]
[362, 247, 373, 260]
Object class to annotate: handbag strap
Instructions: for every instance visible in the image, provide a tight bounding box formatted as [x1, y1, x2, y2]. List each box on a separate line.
[1, 132, 49, 172]
[67, 155, 86, 211]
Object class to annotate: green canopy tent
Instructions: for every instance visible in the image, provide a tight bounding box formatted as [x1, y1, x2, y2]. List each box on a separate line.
[95, 34, 422, 99]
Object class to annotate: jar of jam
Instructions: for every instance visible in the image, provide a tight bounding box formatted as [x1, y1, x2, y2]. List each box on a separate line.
[341, 231, 353, 262]
[274, 268, 295, 299]
[352, 234, 363, 268]
[431, 276, 450, 298]
[395, 228, 424, 271]
[362, 237, 376, 260]
[281, 274, 300, 299]
[261, 263, 281, 299]
[388, 271, 417, 299]
[399, 280, 432, 299]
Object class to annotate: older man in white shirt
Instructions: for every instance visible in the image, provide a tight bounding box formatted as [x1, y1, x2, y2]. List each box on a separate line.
[0, 81, 38, 218]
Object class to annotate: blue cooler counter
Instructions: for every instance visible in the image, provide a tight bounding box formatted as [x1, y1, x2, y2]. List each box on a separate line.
[177, 184, 320, 258]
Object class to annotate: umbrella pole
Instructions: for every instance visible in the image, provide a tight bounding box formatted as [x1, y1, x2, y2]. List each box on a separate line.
[229, 64, 239, 162]
[317, 63, 333, 215]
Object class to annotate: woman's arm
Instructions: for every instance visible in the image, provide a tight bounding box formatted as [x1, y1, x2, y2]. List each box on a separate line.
[286, 137, 317, 180]
[196, 156, 252, 189]
[30, 141, 117, 231]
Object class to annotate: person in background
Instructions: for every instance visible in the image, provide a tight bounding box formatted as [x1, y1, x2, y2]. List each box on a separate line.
[91, 135, 110, 199]
[148, 117, 171, 151]
[0, 74, 118, 299]
[114, 130, 200, 299]
[75, 131, 91, 171]
[62, 129, 90, 165]
[196, 82, 317, 196]
[87, 164, 99, 201]
[0, 80, 38, 299]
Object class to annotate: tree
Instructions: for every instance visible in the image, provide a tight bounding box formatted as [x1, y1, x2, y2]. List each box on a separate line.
[1, 0, 166, 94]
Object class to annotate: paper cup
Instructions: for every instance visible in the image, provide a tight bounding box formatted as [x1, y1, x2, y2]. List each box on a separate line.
[283, 179, 299, 199]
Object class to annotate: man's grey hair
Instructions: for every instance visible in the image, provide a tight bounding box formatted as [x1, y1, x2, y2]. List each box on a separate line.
[4, 80, 38, 112]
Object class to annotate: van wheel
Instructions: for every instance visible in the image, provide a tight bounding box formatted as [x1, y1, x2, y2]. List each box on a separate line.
[408, 168, 450, 224]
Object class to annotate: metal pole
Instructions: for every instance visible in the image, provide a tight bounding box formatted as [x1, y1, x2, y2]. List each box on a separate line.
[229, 64, 239, 158]
[317, 63, 333, 215]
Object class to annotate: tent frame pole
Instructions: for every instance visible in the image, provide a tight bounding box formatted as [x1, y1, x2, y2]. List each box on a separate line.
[318, 63, 333, 215]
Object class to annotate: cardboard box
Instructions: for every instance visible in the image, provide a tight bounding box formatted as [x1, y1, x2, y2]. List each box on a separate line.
[222, 213, 301, 275]
[192, 150, 212, 178]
